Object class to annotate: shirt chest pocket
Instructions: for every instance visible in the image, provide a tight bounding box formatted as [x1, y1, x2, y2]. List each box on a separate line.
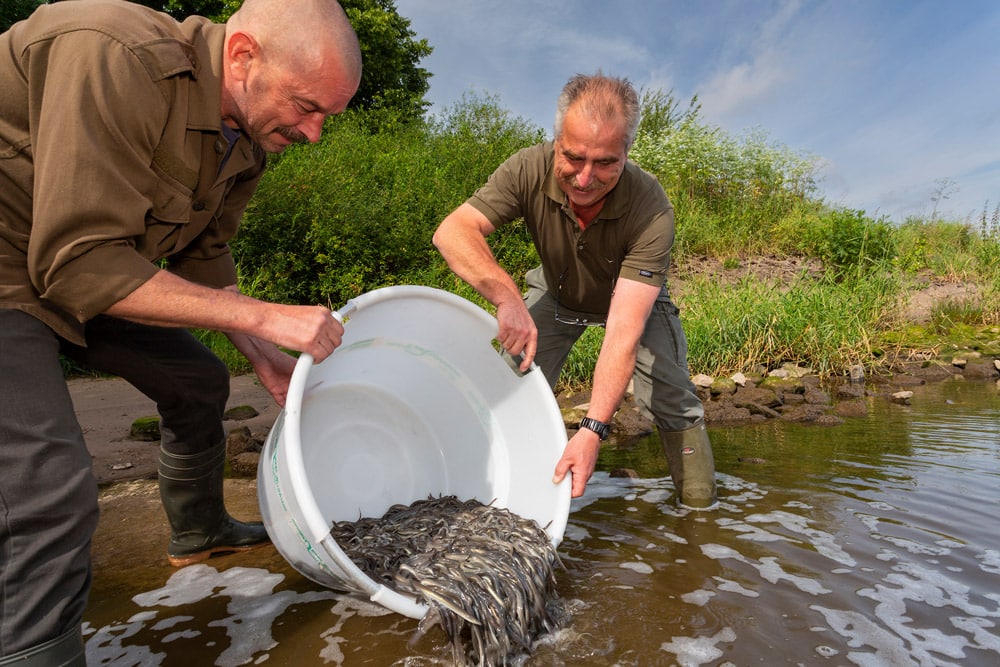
[149, 141, 200, 224]
[149, 149, 225, 226]
[150, 176, 193, 224]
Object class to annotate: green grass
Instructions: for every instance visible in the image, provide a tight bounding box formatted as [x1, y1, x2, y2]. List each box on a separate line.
[678, 270, 899, 378]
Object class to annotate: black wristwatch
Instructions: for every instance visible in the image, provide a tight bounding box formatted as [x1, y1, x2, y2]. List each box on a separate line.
[579, 416, 611, 441]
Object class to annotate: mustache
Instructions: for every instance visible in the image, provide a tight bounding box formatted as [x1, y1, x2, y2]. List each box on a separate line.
[563, 175, 607, 192]
[276, 126, 309, 144]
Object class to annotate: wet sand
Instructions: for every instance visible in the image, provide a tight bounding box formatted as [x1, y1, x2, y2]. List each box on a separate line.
[71, 374, 280, 485]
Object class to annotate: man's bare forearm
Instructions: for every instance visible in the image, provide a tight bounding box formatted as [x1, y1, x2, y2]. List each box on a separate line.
[104, 269, 343, 362]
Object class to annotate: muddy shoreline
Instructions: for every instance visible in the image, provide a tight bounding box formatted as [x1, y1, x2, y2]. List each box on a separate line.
[574, 354, 1000, 442]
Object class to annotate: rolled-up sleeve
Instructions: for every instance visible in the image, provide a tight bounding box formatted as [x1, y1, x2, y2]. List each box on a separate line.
[27, 31, 173, 321]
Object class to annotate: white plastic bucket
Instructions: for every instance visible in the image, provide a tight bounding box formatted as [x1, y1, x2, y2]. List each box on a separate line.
[257, 285, 571, 619]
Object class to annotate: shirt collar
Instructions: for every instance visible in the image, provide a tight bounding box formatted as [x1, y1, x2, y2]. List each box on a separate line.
[181, 20, 227, 132]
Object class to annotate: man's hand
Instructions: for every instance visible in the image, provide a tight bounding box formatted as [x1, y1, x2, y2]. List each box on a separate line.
[433, 204, 536, 369]
[255, 302, 344, 363]
[244, 346, 298, 407]
[495, 298, 537, 371]
[552, 428, 603, 497]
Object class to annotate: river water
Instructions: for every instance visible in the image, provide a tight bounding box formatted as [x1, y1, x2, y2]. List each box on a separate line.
[83, 377, 1000, 666]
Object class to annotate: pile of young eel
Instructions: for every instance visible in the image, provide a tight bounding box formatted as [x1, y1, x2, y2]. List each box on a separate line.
[330, 494, 564, 666]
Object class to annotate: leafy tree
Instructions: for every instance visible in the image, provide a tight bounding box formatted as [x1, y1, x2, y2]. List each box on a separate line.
[161, 0, 241, 21]
[1, 0, 45, 32]
[2, 1, 236, 33]
[340, 0, 431, 121]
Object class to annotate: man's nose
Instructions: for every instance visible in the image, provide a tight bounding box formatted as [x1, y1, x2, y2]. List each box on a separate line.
[301, 113, 325, 143]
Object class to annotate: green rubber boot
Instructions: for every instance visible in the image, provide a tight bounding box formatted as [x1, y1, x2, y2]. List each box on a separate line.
[0, 626, 85, 667]
[158, 442, 270, 567]
[659, 420, 718, 510]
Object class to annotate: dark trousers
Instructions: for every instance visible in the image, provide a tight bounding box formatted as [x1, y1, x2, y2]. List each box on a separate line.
[521, 267, 704, 432]
[0, 310, 230, 655]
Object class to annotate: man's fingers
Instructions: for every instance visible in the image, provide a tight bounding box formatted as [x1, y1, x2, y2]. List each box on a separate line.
[552, 459, 569, 485]
[519, 339, 536, 371]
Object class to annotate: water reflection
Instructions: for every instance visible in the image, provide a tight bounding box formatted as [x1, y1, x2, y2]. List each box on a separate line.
[84, 379, 1000, 665]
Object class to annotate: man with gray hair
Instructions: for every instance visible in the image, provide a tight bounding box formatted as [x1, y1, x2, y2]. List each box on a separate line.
[434, 73, 716, 510]
[0, 0, 360, 662]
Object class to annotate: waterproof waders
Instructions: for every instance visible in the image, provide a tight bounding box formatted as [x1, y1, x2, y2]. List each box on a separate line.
[158, 442, 270, 567]
[0, 626, 85, 667]
[659, 420, 717, 509]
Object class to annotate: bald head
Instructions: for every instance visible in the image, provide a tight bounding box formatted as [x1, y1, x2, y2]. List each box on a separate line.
[227, 0, 361, 91]
[221, 0, 362, 152]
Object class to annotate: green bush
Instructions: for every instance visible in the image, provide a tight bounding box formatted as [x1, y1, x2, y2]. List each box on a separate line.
[629, 97, 820, 257]
[799, 208, 897, 276]
[232, 97, 543, 308]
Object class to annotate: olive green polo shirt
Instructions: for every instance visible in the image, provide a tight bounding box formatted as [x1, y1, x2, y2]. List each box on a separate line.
[0, 0, 265, 345]
[467, 141, 674, 315]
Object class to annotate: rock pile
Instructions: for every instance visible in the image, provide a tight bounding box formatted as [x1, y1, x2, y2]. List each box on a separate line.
[560, 355, 1000, 439]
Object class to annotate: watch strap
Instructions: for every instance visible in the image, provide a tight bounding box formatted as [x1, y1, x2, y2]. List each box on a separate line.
[579, 416, 610, 441]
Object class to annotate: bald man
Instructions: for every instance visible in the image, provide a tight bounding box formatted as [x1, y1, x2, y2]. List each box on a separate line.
[0, 0, 360, 661]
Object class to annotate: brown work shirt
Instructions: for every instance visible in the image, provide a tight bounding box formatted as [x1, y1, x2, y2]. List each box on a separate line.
[0, 0, 265, 345]
[467, 141, 675, 315]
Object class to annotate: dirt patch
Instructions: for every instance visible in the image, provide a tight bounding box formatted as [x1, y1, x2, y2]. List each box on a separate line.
[899, 279, 982, 323]
[72, 374, 280, 486]
[672, 254, 825, 289]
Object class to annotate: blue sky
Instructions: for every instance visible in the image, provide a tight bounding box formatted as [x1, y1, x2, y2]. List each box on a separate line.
[393, 0, 999, 223]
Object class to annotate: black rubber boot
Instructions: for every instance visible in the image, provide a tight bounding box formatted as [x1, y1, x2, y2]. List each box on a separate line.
[158, 442, 270, 567]
[659, 420, 718, 510]
[0, 626, 86, 666]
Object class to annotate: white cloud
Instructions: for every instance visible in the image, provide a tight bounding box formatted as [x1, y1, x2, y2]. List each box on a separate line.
[698, 50, 795, 120]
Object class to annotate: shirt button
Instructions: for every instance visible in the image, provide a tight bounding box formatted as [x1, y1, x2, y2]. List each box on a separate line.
[214, 139, 226, 153]
[577, 244, 584, 251]
[192, 200, 206, 211]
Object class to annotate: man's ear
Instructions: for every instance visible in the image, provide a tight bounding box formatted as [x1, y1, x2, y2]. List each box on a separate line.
[226, 31, 258, 84]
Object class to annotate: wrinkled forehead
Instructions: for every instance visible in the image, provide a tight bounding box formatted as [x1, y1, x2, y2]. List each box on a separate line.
[558, 108, 629, 156]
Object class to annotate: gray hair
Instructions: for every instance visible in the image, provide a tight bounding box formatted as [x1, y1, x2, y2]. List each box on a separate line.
[553, 73, 640, 149]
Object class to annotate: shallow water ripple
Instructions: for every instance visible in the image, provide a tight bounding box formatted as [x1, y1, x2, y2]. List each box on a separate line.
[83, 380, 1000, 665]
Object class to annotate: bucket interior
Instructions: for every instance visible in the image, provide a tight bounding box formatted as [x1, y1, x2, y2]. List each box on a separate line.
[298, 342, 507, 522]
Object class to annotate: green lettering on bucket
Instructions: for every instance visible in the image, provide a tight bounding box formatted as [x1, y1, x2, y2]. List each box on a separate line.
[291, 516, 336, 577]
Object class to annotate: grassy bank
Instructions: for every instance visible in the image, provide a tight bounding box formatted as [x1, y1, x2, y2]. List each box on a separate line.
[204, 95, 1000, 387]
